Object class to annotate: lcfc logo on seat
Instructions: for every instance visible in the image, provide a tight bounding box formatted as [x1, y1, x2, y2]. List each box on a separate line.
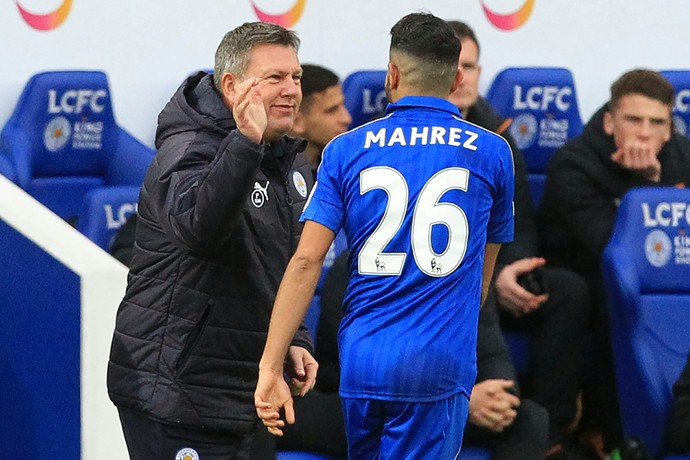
[645, 229, 672, 267]
[509, 113, 538, 150]
[44, 116, 71, 152]
[47, 89, 107, 114]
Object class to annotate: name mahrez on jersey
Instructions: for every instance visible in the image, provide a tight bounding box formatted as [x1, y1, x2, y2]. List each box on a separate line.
[364, 126, 479, 150]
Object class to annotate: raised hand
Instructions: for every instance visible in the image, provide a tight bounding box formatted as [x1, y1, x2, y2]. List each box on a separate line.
[611, 140, 662, 181]
[231, 77, 268, 144]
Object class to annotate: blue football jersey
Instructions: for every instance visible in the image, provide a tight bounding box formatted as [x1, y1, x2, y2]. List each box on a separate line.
[301, 96, 514, 402]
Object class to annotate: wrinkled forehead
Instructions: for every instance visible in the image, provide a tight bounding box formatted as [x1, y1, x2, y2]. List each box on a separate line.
[245, 43, 300, 73]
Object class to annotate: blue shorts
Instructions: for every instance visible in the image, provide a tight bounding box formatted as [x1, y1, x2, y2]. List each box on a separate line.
[341, 392, 469, 460]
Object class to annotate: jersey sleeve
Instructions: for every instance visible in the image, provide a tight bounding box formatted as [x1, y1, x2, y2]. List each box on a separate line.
[299, 140, 345, 233]
[486, 138, 515, 244]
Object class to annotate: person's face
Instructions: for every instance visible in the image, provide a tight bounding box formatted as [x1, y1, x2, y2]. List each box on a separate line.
[240, 43, 303, 140]
[448, 38, 481, 115]
[603, 93, 672, 155]
[293, 84, 352, 154]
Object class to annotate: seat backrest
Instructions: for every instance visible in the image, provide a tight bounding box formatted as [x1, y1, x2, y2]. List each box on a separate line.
[1, 71, 117, 187]
[602, 186, 690, 456]
[660, 70, 690, 138]
[0, 154, 16, 183]
[78, 185, 140, 251]
[486, 67, 583, 207]
[342, 70, 388, 129]
[0, 70, 154, 226]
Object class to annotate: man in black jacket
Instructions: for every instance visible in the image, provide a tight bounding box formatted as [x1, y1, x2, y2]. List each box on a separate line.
[107, 22, 316, 460]
[541, 69, 690, 453]
[447, 21, 592, 459]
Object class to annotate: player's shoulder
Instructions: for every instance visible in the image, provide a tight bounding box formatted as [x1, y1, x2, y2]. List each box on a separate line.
[322, 114, 394, 153]
[454, 115, 511, 148]
[454, 115, 514, 161]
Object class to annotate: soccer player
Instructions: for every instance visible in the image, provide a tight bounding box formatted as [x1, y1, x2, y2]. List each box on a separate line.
[254, 11, 515, 459]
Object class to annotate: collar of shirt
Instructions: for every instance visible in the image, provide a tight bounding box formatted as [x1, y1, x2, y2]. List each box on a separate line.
[385, 96, 462, 118]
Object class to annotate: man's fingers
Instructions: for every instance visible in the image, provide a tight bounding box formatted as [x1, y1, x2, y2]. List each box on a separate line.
[267, 426, 284, 437]
[284, 398, 296, 425]
[299, 375, 317, 397]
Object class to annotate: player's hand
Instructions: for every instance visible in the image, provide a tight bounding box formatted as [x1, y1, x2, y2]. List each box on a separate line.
[610, 140, 661, 182]
[468, 379, 520, 433]
[495, 257, 548, 317]
[231, 77, 268, 144]
[255, 367, 294, 436]
[285, 346, 318, 397]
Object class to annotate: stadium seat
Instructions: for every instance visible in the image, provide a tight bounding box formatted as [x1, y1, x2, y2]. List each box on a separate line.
[0, 70, 154, 228]
[485, 67, 583, 207]
[602, 186, 690, 458]
[660, 70, 690, 138]
[0, 154, 15, 182]
[78, 185, 139, 251]
[342, 70, 388, 129]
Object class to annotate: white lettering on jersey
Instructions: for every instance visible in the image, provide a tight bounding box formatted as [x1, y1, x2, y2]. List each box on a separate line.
[363, 126, 480, 150]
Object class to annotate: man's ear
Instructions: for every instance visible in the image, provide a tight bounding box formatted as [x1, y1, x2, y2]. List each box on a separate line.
[603, 110, 614, 136]
[450, 67, 464, 94]
[220, 72, 238, 106]
[387, 62, 400, 91]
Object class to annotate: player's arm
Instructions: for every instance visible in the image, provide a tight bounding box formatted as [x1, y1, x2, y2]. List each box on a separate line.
[481, 243, 502, 307]
[255, 220, 335, 434]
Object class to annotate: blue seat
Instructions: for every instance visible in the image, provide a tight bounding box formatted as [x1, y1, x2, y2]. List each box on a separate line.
[660, 70, 690, 138]
[342, 70, 388, 129]
[485, 67, 583, 207]
[602, 187, 690, 459]
[0, 70, 154, 227]
[78, 185, 139, 251]
[0, 154, 16, 182]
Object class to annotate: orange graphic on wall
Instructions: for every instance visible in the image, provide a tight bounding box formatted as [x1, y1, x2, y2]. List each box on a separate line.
[16, 0, 73, 31]
[250, 0, 306, 28]
[480, 0, 535, 31]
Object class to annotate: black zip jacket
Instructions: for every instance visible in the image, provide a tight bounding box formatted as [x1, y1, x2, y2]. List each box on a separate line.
[107, 72, 313, 433]
[541, 104, 690, 276]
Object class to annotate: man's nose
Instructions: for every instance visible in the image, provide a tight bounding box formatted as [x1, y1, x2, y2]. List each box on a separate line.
[340, 107, 353, 126]
[282, 78, 300, 97]
[638, 119, 652, 138]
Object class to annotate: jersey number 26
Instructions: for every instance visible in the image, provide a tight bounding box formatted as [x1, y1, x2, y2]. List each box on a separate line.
[359, 166, 470, 277]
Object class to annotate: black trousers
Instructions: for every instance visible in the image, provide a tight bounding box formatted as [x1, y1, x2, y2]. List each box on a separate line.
[277, 390, 348, 457]
[118, 407, 276, 460]
[463, 399, 549, 459]
[499, 267, 592, 444]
